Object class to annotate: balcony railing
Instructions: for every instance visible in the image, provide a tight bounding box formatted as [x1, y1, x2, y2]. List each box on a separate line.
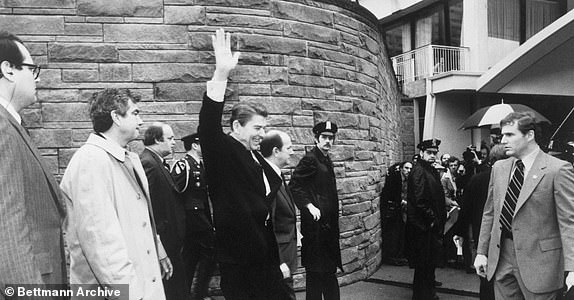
[391, 45, 470, 85]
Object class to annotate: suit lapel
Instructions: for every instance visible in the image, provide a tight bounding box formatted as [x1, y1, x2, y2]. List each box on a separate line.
[145, 148, 178, 192]
[514, 151, 546, 214]
[497, 158, 516, 214]
[280, 183, 296, 215]
[0, 106, 64, 215]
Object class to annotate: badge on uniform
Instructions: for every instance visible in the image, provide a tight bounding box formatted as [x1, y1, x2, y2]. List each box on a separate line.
[174, 161, 186, 175]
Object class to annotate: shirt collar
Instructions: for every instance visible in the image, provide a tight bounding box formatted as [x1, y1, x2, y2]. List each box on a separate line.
[86, 133, 130, 162]
[519, 145, 540, 176]
[0, 96, 22, 124]
[145, 146, 165, 162]
[264, 157, 282, 177]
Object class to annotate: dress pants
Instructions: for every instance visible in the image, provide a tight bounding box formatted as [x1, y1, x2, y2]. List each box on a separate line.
[183, 229, 215, 299]
[494, 237, 559, 300]
[412, 229, 440, 300]
[306, 271, 340, 300]
[219, 263, 288, 300]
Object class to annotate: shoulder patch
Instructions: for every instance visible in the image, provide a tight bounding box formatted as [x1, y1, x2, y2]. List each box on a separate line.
[174, 161, 186, 175]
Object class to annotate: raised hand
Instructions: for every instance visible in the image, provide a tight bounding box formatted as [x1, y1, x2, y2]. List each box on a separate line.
[211, 28, 241, 81]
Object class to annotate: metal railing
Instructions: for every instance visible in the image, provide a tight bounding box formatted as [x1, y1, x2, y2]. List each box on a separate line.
[391, 45, 470, 85]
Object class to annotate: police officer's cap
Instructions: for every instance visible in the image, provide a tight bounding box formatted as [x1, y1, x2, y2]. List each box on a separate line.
[182, 133, 200, 149]
[417, 138, 441, 151]
[312, 121, 338, 135]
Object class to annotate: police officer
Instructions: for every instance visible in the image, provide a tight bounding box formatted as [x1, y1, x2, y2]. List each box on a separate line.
[407, 138, 446, 300]
[171, 133, 216, 300]
[289, 121, 343, 300]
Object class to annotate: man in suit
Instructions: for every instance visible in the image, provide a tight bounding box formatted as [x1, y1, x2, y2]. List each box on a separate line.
[381, 161, 412, 267]
[290, 121, 343, 300]
[61, 89, 170, 300]
[199, 29, 286, 299]
[474, 111, 574, 299]
[0, 31, 67, 292]
[141, 123, 188, 300]
[259, 130, 298, 300]
[171, 133, 216, 300]
[407, 138, 446, 300]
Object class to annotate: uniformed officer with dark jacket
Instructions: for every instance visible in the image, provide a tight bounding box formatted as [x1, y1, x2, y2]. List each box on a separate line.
[289, 121, 343, 300]
[171, 133, 216, 300]
[407, 138, 446, 300]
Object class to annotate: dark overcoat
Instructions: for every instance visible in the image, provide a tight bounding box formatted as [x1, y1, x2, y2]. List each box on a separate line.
[289, 146, 343, 273]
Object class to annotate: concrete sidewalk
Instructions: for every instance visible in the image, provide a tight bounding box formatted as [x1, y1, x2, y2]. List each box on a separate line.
[295, 264, 480, 299]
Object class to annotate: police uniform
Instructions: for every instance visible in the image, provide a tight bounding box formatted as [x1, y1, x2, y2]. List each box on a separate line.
[289, 121, 343, 300]
[171, 133, 216, 300]
[407, 139, 446, 300]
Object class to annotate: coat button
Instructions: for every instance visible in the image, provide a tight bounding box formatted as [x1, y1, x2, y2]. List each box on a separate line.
[143, 221, 147, 227]
[152, 278, 156, 283]
[147, 249, 150, 255]
[497, 244, 500, 248]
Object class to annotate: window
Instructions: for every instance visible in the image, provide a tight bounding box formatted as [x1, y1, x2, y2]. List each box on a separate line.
[384, 23, 411, 57]
[488, 0, 520, 41]
[526, 0, 561, 39]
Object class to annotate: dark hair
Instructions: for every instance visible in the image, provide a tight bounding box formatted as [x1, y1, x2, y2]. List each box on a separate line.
[500, 111, 542, 144]
[229, 102, 268, 129]
[260, 131, 284, 158]
[89, 88, 140, 133]
[447, 156, 459, 164]
[0, 31, 24, 79]
[143, 123, 165, 146]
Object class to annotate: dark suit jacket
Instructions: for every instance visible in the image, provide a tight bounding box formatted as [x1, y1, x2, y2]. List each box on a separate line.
[257, 156, 298, 274]
[407, 160, 446, 234]
[199, 94, 278, 267]
[455, 168, 491, 240]
[140, 148, 187, 300]
[140, 148, 185, 254]
[289, 146, 343, 272]
[0, 105, 66, 289]
[477, 152, 574, 293]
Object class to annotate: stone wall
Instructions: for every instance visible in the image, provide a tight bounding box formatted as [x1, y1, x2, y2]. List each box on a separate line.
[401, 98, 416, 162]
[0, 0, 402, 290]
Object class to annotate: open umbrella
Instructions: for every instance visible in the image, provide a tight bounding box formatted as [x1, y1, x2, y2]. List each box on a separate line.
[459, 101, 551, 130]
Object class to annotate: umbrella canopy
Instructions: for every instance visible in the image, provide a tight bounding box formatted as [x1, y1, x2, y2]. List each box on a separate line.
[459, 103, 551, 130]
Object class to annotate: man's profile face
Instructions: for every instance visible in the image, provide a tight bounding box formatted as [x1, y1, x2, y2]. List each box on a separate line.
[501, 122, 530, 158]
[420, 149, 437, 163]
[116, 99, 142, 142]
[11, 42, 38, 108]
[234, 114, 267, 151]
[316, 133, 334, 152]
[157, 125, 175, 157]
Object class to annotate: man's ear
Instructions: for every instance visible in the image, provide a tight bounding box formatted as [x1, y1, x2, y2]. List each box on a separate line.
[272, 146, 280, 156]
[0, 61, 15, 81]
[526, 129, 535, 141]
[232, 120, 242, 132]
[110, 110, 121, 125]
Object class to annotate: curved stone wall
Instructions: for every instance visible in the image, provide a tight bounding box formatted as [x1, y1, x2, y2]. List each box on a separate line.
[0, 0, 402, 290]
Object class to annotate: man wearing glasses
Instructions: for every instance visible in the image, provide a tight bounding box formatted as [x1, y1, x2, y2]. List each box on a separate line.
[407, 139, 446, 300]
[0, 31, 67, 288]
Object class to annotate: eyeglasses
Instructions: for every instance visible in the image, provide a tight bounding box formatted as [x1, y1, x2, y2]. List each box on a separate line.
[20, 63, 41, 80]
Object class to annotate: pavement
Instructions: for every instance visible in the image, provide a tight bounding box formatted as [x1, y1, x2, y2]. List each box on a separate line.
[295, 264, 480, 300]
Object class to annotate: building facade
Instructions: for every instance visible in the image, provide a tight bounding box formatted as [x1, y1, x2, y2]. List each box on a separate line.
[381, 0, 574, 160]
[0, 0, 403, 291]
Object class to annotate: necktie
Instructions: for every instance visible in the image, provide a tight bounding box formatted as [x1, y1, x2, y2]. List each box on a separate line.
[500, 160, 524, 234]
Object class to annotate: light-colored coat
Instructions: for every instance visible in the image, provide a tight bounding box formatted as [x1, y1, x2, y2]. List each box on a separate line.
[477, 151, 574, 293]
[0, 105, 66, 292]
[61, 134, 165, 300]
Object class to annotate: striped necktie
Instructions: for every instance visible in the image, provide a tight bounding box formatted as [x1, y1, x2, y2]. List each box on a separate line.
[500, 160, 524, 234]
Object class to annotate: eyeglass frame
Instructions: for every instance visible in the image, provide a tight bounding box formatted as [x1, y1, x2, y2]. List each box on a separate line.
[20, 63, 41, 80]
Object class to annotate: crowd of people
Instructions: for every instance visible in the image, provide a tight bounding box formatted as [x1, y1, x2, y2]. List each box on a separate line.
[0, 29, 344, 300]
[381, 117, 574, 299]
[2, 25, 574, 300]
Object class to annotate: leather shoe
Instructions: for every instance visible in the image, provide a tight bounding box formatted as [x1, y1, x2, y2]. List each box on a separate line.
[434, 280, 442, 287]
